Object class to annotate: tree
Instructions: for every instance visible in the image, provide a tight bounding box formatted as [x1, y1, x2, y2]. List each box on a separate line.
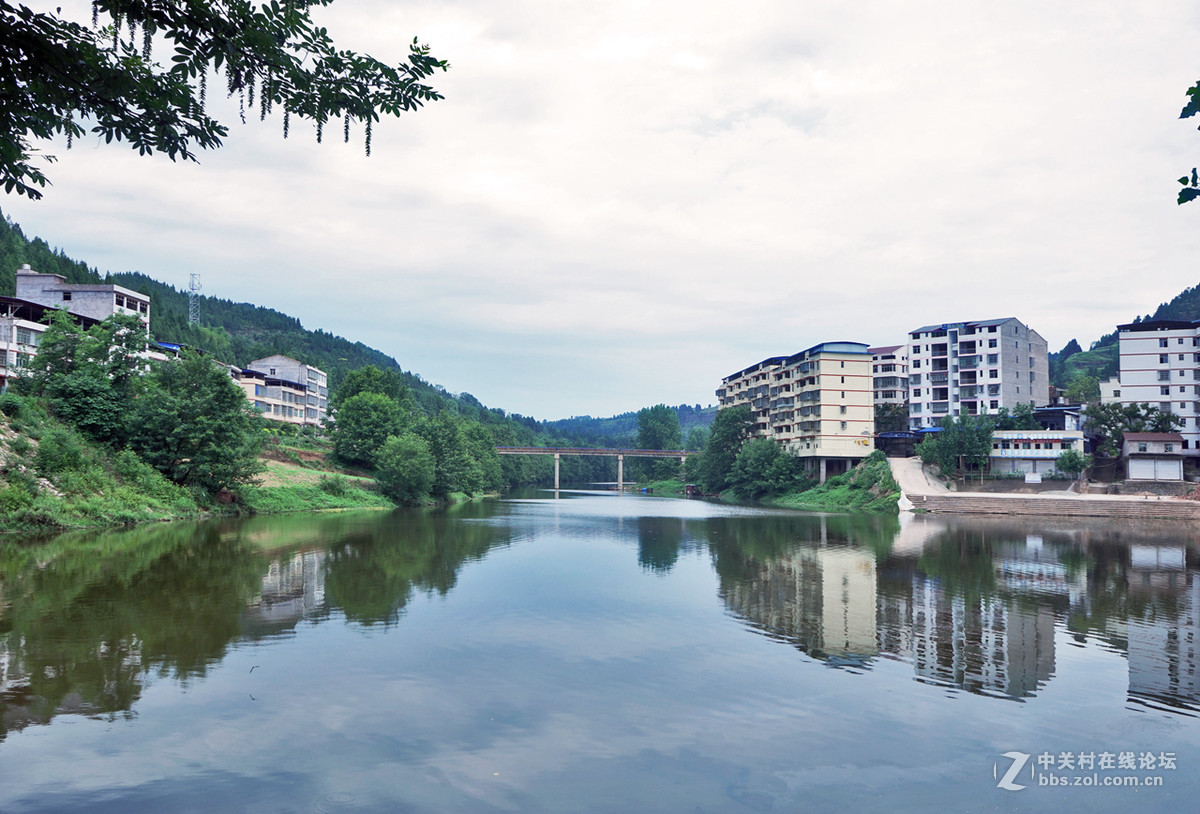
[419, 411, 482, 498]
[917, 415, 995, 476]
[1062, 373, 1100, 405]
[331, 391, 405, 468]
[699, 405, 754, 493]
[330, 365, 410, 411]
[874, 402, 909, 433]
[126, 352, 264, 492]
[0, 1, 447, 199]
[728, 438, 806, 500]
[636, 404, 682, 480]
[20, 311, 147, 444]
[993, 403, 1040, 431]
[1180, 80, 1200, 204]
[1084, 402, 1184, 457]
[374, 432, 434, 505]
[1055, 448, 1092, 479]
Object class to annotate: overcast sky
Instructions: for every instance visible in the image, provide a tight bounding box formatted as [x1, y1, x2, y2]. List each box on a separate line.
[6, 1, 1200, 419]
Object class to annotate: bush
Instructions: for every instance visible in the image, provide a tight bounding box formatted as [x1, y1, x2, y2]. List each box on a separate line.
[318, 474, 350, 496]
[0, 392, 25, 417]
[34, 428, 86, 476]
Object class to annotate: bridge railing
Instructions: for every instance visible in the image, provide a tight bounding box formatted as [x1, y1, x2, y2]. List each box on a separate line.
[494, 446, 698, 458]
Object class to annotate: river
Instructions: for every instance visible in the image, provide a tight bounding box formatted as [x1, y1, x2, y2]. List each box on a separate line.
[1, 490, 1199, 812]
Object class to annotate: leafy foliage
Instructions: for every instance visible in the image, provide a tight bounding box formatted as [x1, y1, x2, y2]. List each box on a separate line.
[374, 432, 434, 505]
[1055, 448, 1092, 477]
[331, 391, 406, 468]
[697, 405, 754, 494]
[126, 352, 265, 492]
[0, 0, 447, 199]
[729, 437, 808, 500]
[916, 414, 995, 476]
[1083, 402, 1184, 457]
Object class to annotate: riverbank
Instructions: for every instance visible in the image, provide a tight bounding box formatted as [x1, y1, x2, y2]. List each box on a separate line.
[888, 456, 1200, 520]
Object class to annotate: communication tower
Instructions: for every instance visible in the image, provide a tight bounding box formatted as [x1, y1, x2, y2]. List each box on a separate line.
[188, 273, 202, 325]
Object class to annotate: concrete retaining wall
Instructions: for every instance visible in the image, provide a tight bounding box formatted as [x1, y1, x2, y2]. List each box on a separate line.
[909, 493, 1200, 521]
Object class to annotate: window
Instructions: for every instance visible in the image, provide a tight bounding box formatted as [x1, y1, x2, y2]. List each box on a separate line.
[1162, 386, 1171, 395]
[62, 291, 71, 301]
[1160, 338, 1169, 347]
[1160, 354, 1169, 364]
[1138, 442, 1148, 452]
[988, 338, 997, 348]
[913, 359, 921, 369]
[989, 370, 998, 379]
[15, 327, 38, 346]
[1113, 389, 1121, 397]
[839, 405, 847, 414]
[840, 421, 847, 430]
[989, 326, 997, 333]
[1181, 338, 1186, 345]
[1159, 371, 1171, 381]
[1161, 402, 1172, 412]
[1165, 443, 1175, 452]
[1181, 355, 1186, 361]
[987, 354, 998, 364]
[990, 400, 999, 409]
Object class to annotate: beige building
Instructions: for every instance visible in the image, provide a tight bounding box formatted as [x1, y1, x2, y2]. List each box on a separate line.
[718, 342, 874, 482]
[235, 368, 310, 426]
[246, 355, 328, 425]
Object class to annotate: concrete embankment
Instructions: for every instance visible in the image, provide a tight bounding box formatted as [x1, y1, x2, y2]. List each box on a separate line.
[905, 491, 1200, 521]
[888, 457, 1200, 521]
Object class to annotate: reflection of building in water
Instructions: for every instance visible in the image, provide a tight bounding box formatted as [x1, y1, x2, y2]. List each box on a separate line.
[897, 579, 1055, 698]
[243, 551, 327, 635]
[1125, 546, 1200, 713]
[820, 548, 877, 663]
[720, 545, 877, 665]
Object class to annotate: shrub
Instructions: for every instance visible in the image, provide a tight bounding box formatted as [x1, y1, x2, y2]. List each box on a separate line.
[0, 392, 25, 417]
[318, 474, 349, 496]
[34, 428, 86, 476]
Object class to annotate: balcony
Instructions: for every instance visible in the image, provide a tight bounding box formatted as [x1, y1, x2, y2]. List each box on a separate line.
[929, 372, 949, 384]
[931, 401, 950, 414]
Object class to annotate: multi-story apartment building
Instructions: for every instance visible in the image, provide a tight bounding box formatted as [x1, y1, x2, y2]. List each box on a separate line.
[235, 368, 311, 425]
[716, 356, 786, 436]
[718, 342, 874, 481]
[247, 355, 328, 425]
[1115, 318, 1200, 457]
[868, 344, 908, 406]
[15, 265, 150, 327]
[0, 296, 101, 388]
[907, 317, 1048, 429]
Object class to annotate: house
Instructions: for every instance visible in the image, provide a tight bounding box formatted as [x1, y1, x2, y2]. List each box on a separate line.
[1123, 432, 1185, 481]
[246, 355, 328, 426]
[1115, 319, 1200, 458]
[989, 429, 1085, 475]
[907, 317, 1049, 429]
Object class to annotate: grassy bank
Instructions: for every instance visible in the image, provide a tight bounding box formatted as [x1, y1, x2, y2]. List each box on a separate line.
[764, 452, 901, 512]
[635, 478, 687, 495]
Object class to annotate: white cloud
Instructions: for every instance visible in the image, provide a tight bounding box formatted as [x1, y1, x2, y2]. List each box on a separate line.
[6, 0, 1200, 417]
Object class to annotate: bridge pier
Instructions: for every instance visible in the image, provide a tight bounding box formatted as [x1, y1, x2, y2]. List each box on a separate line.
[554, 453, 560, 491]
[617, 454, 623, 493]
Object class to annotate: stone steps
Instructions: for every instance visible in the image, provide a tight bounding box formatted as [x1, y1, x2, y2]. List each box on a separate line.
[907, 492, 1200, 520]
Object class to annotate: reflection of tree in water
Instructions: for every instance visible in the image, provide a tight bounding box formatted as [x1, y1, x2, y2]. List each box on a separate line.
[0, 507, 514, 739]
[916, 528, 998, 603]
[0, 522, 268, 741]
[636, 517, 683, 574]
[322, 507, 513, 625]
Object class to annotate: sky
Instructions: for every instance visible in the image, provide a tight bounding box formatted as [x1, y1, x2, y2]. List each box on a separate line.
[6, 1, 1200, 420]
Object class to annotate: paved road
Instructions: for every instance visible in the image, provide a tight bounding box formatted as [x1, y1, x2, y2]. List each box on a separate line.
[887, 457, 949, 497]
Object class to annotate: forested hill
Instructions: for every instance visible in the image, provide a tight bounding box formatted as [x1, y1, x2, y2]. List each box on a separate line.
[545, 404, 716, 447]
[0, 213, 481, 417]
[1050, 281, 1200, 388]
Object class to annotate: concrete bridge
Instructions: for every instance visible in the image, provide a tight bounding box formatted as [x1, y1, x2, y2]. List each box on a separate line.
[494, 446, 697, 491]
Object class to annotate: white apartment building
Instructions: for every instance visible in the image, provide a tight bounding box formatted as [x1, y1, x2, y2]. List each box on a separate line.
[247, 355, 328, 425]
[869, 344, 908, 406]
[907, 317, 1049, 429]
[1116, 319, 1200, 457]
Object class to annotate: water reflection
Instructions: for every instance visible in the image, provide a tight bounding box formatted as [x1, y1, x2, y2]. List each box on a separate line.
[713, 512, 1200, 713]
[3, 499, 1200, 753]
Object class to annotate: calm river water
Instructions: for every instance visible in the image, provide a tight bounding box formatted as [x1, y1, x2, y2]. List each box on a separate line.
[3, 490, 1200, 813]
